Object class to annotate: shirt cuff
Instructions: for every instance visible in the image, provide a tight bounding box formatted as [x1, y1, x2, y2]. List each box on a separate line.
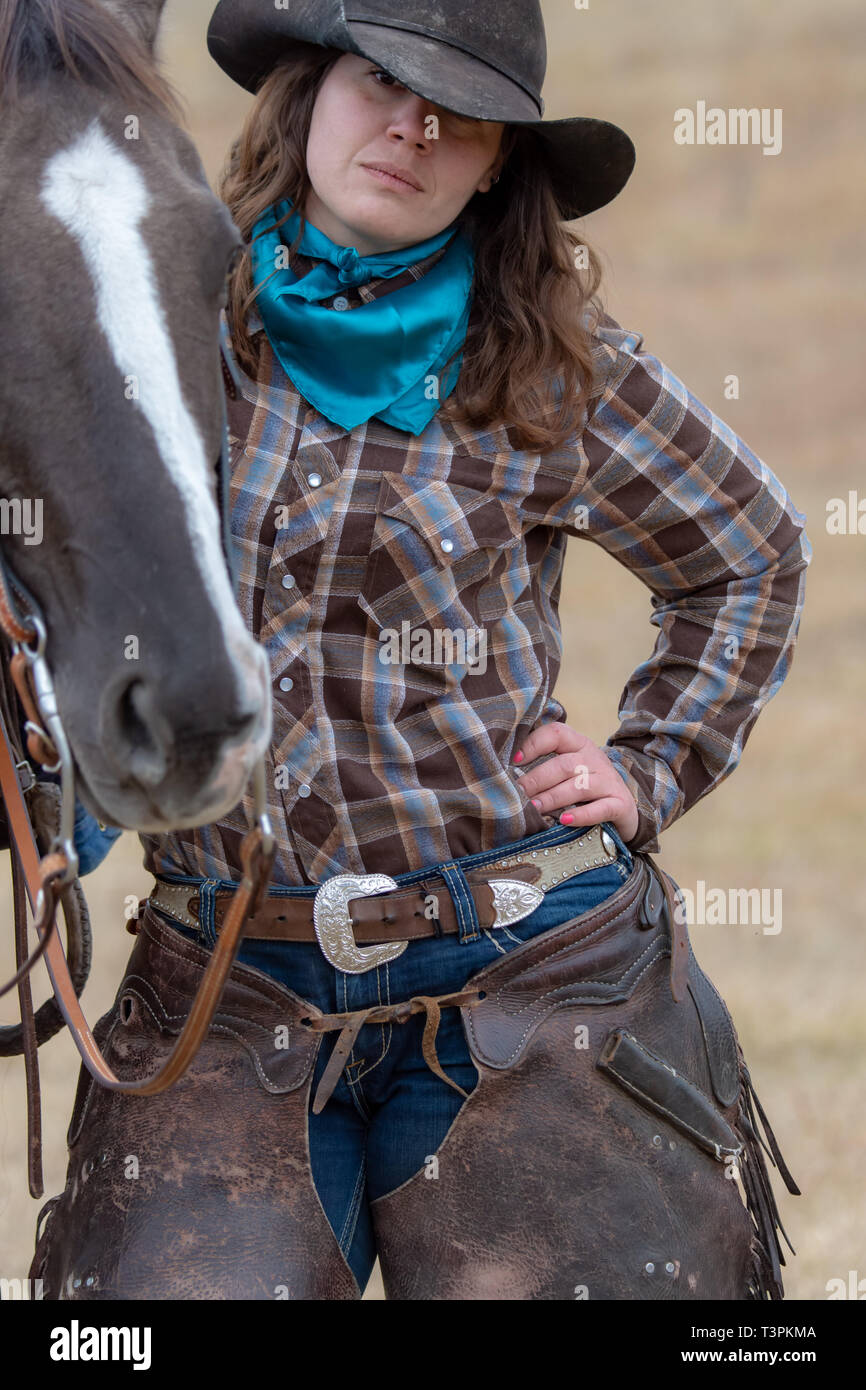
[73, 798, 122, 876]
[603, 747, 663, 857]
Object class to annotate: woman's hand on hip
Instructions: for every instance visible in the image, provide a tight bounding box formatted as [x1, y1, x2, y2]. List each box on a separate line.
[513, 722, 639, 845]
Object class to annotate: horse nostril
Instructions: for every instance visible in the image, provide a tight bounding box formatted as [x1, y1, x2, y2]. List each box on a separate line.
[109, 677, 171, 786]
[103, 668, 263, 793]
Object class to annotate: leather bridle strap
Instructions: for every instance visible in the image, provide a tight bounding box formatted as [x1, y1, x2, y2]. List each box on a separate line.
[0, 713, 64, 997]
[0, 555, 38, 646]
[11, 837, 42, 1198]
[0, 680, 273, 1196]
[0, 705, 73, 1196]
[9, 650, 58, 767]
[0, 700, 275, 1093]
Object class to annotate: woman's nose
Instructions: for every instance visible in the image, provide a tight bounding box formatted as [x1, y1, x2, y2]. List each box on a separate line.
[386, 95, 437, 146]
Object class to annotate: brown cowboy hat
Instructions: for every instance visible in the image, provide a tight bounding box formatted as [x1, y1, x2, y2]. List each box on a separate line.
[206, 0, 636, 220]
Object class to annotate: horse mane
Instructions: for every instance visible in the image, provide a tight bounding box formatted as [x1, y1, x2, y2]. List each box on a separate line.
[0, 0, 183, 119]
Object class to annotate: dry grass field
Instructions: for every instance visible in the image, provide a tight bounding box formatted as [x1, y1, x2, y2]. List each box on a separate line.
[1, 0, 863, 1302]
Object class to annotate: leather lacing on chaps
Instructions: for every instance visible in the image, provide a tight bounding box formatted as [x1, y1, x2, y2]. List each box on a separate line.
[304, 987, 483, 1116]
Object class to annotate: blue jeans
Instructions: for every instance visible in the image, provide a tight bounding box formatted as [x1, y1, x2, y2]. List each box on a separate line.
[160, 819, 636, 1292]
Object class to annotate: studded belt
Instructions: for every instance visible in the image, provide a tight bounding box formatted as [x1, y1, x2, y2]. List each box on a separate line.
[147, 824, 622, 974]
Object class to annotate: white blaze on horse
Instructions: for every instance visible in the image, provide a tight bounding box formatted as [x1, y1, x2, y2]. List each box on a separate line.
[0, 0, 271, 833]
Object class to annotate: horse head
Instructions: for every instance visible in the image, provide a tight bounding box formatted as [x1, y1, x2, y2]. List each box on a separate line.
[0, 0, 273, 834]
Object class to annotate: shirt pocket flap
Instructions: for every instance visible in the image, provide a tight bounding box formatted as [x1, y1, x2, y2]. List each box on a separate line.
[375, 475, 523, 564]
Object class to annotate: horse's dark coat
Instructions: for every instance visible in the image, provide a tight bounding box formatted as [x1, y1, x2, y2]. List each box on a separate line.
[0, 0, 270, 831]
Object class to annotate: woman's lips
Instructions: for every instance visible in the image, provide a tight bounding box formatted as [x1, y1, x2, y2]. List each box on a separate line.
[361, 165, 421, 193]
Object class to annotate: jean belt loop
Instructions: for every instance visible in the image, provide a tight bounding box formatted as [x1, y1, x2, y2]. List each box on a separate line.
[198, 879, 220, 948]
[437, 862, 481, 944]
[602, 820, 634, 870]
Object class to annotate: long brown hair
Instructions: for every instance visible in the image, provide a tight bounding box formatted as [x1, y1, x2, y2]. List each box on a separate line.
[220, 45, 607, 453]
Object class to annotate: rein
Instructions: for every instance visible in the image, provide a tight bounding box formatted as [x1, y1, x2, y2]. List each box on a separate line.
[0, 356, 276, 1197]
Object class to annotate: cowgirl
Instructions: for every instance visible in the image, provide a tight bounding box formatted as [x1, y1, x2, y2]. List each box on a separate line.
[35, 0, 810, 1300]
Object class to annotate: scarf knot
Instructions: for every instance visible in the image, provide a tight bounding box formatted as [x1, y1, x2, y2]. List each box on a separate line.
[333, 244, 396, 287]
[335, 246, 364, 284]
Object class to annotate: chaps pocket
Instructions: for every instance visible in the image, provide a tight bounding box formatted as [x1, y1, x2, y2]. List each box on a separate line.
[597, 1027, 742, 1162]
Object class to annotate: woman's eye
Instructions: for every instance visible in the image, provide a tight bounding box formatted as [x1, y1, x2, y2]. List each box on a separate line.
[371, 67, 403, 90]
[367, 65, 477, 129]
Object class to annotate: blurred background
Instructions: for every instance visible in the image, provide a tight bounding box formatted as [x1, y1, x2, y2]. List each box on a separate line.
[1, 0, 863, 1301]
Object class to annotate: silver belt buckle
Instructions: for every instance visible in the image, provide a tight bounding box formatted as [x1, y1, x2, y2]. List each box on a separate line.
[313, 873, 407, 974]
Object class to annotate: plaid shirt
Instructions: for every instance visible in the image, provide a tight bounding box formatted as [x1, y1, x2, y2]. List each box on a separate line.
[139, 244, 812, 886]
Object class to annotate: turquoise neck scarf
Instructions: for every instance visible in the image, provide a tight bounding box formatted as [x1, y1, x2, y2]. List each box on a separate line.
[249, 198, 475, 434]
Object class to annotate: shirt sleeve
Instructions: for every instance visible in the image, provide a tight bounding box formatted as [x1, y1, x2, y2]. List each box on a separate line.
[549, 314, 812, 855]
[73, 797, 123, 876]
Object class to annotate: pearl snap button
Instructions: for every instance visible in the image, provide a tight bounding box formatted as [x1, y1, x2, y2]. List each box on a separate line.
[440, 538, 454, 554]
[281, 574, 296, 589]
[308, 472, 322, 487]
[332, 296, 349, 311]
[298, 784, 312, 798]
[279, 677, 293, 692]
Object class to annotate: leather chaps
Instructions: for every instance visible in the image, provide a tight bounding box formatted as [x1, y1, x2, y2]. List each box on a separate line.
[29, 854, 798, 1300]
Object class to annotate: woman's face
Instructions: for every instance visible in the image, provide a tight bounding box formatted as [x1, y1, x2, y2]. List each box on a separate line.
[303, 53, 506, 254]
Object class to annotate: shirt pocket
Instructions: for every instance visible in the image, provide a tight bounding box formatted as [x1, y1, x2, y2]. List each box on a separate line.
[357, 476, 527, 677]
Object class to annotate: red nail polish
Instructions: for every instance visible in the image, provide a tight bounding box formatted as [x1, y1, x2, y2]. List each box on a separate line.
[560, 813, 574, 824]
[513, 751, 523, 764]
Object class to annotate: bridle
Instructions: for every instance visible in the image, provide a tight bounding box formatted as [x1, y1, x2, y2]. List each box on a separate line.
[0, 346, 276, 1197]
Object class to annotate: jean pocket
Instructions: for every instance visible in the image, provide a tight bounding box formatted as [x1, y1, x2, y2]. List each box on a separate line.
[149, 908, 203, 944]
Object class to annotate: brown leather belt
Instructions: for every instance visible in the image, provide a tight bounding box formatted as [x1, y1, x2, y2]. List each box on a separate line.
[148, 824, 622, 947]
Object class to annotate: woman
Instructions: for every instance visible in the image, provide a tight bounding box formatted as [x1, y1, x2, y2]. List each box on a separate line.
[35, 0, 809, 1301]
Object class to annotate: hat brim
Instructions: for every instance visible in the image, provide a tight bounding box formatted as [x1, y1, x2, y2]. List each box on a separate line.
[521, 117, 637, 221]
[207, 4, 635, 219]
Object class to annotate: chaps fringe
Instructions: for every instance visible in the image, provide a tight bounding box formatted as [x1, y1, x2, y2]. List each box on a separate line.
[732, 1044, 802, 1300]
